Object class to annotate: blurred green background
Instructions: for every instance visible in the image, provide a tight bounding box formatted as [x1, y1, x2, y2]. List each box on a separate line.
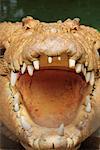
[0, 0, 100, 30]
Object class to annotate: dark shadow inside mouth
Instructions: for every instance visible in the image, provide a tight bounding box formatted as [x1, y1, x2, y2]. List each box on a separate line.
[0, 47, 6, 58]
[17, 68, 87, 128]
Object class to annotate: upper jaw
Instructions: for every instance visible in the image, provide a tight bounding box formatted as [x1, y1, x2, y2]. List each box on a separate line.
[10, 52, 97, 87]
[4, 17, 100, 73]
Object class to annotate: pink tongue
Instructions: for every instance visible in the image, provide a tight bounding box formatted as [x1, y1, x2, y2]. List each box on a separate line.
[17, 69, 86, 128]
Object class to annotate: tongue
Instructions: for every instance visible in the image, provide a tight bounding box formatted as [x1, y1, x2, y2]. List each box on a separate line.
[17, 69, 86, 128]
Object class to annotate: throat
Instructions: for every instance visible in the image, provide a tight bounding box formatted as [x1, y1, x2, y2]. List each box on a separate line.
[17, 69, 87, 128]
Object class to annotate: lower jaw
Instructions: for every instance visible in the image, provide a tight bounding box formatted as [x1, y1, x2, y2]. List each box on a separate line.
[7, 68, 95, 149]
[9, 87, 94, 149]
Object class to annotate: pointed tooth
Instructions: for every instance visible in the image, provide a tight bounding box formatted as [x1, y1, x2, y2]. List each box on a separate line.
[33, 60, 39, 70]
[11, 71, 19, 86]
[84, 68, 86, 76]
[85, 72, 91, 82]
[33, 139, 40, 149]
[14, 92, 19, 104]
[90, 71, 95, 86]
[86, 102, 91, 113]
[81, 64, 84, 71]
[67, 138, 73, 148]
[82, 65, 86, 76]
[13, 93, 20, 112]
[58, 56, 61, 61]
[27, 65, 34, 76]
[85, 95, 90, 106]
[72, 137, 79, 146]
[69, 59, 76, 68]
[21, 63, 26, 74]
[58, 123, 64, 136]
[14, 103, 19, 112]
[20, 116, 31, 130]
[75, 64, 82, 73]
[85, 61, 88, 67]
[48, 56, 53, 63]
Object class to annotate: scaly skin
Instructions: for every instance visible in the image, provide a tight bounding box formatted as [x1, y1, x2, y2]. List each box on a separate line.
[0, 16, 100, 150]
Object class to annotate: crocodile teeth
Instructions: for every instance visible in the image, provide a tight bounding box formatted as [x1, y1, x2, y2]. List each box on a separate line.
[48, 56, 53, 63]
[67, 138, 73, 148]
[14, 92, 19, 104]
[75, 64, 82, 73]
[72, 136, 79, 146]
[27, 65, 34, 76]
[90, 71, 95, 86]
[13, 93, 20, 111]
[85, 72, 91, 83]
[82, 65, 86, 76]
[58, 56, 61, 61]
[86, 102, 91, 113]
[33, 60, 39, 70]
[20, 116, 32, 130]
[21, 63, 26, 74]
[11, 71, 19, 86]
[85, 95, 90, 106]
[33, 139, 40, 149]
[14, 103, 19, 112]
[58, 123, 64, 136]
[69, 59, 76, 68]
[85, 95, 91, 113]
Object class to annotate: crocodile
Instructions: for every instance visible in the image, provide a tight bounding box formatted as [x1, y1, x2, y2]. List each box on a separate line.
[0, 16, 100, 150]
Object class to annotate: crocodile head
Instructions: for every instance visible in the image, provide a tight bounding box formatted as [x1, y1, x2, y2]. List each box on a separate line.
[0, 17, 100, 150]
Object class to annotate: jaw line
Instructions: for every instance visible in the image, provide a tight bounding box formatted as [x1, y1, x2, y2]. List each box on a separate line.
[8, 68, 96, 149]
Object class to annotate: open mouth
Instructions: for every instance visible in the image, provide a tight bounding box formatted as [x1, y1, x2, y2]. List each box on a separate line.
[9, 53, 95, 148]
[17, 67, 87, 128]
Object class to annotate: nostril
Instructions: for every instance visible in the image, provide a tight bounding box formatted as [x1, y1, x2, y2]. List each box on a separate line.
[26, 26, 31, 30]
[0, 47, 6, 57]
